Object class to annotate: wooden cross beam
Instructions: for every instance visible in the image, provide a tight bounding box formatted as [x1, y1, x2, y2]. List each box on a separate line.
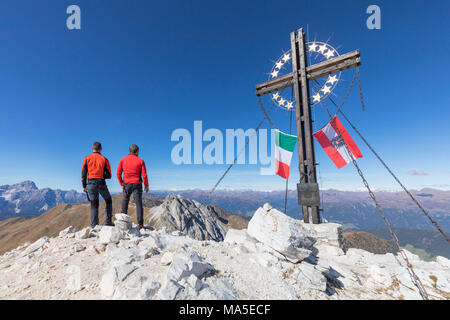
[255, 28, 361, 224]
[255, 50, 361, 97]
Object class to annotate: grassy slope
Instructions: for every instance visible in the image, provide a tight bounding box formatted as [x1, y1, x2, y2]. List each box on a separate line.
[364, 227, 450, 259]
[342, 230, 399, 255]
[0, 194, 158, 255]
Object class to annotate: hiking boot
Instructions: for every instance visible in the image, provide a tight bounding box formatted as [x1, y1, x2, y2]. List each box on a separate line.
[105, 221, 115, 227]
[138, 224, 144, 230]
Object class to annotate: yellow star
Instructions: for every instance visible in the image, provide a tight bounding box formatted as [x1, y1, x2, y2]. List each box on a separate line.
[312, 92, 321, 102]
[278, 98, 286, 106]
[275, 61, 283, 70]
[324, 49, 335, 59]
[318, 44, 327, 54]
[321, 85, 331, 95]
[286, 101, 294, 109]
[308, 43, 318, 52]
[272, 92, 280, 100]
[270, 70, 279, 78]
[282, 53, 291, 63]
[327, 75, 338, 85]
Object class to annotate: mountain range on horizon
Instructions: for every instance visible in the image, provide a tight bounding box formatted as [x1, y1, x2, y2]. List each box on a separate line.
[1, 181, 449, 232]
[0, 181, 86, 220]
[153, 188, 450, 232]
[0, 181, 448, 260]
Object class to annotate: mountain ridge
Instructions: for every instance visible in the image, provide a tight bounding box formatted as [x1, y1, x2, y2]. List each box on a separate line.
[0, 181, 86, 220]
[152, 189, 450, 231]
[2, 181, 448, 231]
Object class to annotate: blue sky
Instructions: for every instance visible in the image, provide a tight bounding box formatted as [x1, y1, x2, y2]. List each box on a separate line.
[0, 0, 449, 192]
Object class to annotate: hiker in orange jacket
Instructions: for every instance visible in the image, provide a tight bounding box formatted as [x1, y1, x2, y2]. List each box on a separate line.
[116, 144, 149, 229]
[81, 142, 114, 228]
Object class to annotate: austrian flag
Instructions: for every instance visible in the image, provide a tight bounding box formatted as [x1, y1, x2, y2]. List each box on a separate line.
[275, 130, 297, 179]
[313, 116, 362, 168]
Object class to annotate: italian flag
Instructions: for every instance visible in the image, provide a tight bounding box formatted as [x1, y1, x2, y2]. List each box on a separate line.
[275, 130, 297, 179]
[313, 116, 362, 168]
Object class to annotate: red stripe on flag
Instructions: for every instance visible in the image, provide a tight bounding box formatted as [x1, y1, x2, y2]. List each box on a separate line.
[275, 159, 290, 179]
[330, 116, 363, 159]
[313, 129, 348, 168]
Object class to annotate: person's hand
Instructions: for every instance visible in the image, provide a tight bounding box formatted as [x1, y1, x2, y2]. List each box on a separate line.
[83, 187, 87, 193]
[145, 186, 149, 193]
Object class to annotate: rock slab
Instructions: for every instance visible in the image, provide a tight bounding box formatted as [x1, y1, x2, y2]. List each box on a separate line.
[247, 203, 315, 262]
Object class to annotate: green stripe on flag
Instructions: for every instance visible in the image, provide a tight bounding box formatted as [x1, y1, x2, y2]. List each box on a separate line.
[275, 130, 297, 152]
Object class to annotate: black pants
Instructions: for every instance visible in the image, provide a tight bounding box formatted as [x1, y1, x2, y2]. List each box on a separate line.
[122, 183, 144, 226]
[87, 181, 113, 228]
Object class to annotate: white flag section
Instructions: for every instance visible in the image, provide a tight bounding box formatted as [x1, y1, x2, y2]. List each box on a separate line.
[274, 130, 297, 179]
[313, 116, 362, 168]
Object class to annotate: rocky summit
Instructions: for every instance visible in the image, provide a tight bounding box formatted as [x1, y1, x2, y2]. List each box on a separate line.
[146, 194, 228, 242]
[0, 204, 449, 300]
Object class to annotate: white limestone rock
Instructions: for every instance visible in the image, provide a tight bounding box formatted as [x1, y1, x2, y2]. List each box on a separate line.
[59, 226, 75, 237]
[256, 252, 279, 268]
[99, 226, 122, 244]
[256, 242, 286, 260]
[402, 249, 421, 262]
[115, 213, 133, 223]
[119, 238, 140, 249]
[316, 244, 345, 258]
[73, 243, 86, 252]
[295, 261, 327, 292]
[241, 238, 258, 253]
[187, 274, 204, 292]
[115, 263, 138, 282]
[140, 281, 161, 300]
[15, 255, 31, 265]
[138, 235, 161, 251]
[100, 268, 118, 298]
[160, 252, 174, 266]
[121, 267, 152, 292]
[224, 229, 252, 245]
[302, 222, 344, 248]
[157, 279, 184, 300]
[367, 264, 390, 285]
[107, 246, 147, 267]
[345, 248, 373, 265]
[197, 279, 239, 300]
[436, 256, 450, 269]
[279, 260, 296, 273]
[167, 249, 215, 282]
[75, 227, 91, 240]
[315, 258, 331, 275]
[247, 204, 315, 262]
[21, 237, 49, 256]
[115, 220, 132, 231]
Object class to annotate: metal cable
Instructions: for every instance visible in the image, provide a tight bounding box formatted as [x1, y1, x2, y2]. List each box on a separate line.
[320, 101, 429, 300]
[313, 67, 357, 118]
[326, 94, 449, 242]
[258, 96, 279, 129]
[350, 156, 429, 300]
[357, 68, 365, 111]
[203, 100, 276, 204]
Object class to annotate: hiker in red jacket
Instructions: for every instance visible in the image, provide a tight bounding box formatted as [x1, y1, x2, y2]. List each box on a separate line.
[116, 144, 149, 230]
[81, 141, 114, 228]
